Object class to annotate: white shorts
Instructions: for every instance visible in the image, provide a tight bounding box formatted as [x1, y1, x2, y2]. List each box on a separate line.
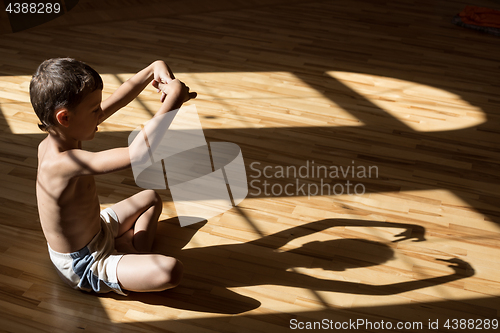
[48, 208, 126, 296]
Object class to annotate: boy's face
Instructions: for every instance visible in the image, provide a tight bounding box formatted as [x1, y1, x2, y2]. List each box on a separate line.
[68, 89, 103, 141]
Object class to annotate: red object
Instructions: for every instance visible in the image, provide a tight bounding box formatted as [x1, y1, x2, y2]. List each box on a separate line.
[459, 5, 500, 28]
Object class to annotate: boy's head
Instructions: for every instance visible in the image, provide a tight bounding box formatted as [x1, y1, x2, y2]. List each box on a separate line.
[30, 58, 103, 132]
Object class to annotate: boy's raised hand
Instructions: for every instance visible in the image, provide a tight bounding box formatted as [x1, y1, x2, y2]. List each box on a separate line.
[153, 60, 175, 83]
[152, 61, 176, 102]
[152, 79, 197, 111]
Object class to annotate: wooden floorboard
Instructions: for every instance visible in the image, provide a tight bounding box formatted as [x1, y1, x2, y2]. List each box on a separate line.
[0, 0, 499, 331]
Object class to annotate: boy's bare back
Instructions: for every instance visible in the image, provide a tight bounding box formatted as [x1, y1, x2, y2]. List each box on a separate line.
[37, 136, 102, 253]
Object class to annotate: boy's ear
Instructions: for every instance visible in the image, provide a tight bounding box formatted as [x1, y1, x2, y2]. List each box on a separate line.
[55, 108, 70, 127]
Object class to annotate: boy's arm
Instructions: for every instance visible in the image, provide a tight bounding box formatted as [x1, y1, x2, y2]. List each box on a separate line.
[151, 79, 196, 117]
[99, 60, 174, 124]
[63, 79, 195, 176]
[62, 147, 131, 176]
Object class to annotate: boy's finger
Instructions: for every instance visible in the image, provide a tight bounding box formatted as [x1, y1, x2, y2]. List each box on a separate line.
[157, 81, 168, 90]
[161, 74, 174, 84]
[165, 65, 175, 81]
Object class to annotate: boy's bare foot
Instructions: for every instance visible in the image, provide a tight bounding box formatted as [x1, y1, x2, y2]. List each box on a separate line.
[115, 229, 139, 254]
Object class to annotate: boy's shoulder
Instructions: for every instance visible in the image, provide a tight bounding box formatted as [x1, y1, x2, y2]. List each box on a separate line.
[37, 135, 84, 178]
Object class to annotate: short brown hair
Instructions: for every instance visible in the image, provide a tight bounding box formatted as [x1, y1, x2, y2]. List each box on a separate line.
[30, 58, 103, 131]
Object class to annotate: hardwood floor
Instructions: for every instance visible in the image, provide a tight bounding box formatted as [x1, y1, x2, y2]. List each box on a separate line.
[0, 0, 499, 332]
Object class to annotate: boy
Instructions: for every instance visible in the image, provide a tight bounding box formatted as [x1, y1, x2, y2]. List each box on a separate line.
[30, 58, 195, 295]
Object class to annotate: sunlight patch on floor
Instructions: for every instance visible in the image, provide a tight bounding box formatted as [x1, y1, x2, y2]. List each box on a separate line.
[327, 71, 486, 132]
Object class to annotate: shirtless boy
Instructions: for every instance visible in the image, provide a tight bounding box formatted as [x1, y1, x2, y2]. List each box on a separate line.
[31, 58, 195, 295]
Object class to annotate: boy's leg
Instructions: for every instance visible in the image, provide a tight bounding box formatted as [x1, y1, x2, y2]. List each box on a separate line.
[109, 190, 163, 253]
[117, 254, 183, 292]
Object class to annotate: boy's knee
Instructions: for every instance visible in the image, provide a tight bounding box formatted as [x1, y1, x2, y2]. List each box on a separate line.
[155, 257, 183, 289]
[142, 190, 162, 209]
[150, 190, 162, 206]
[153, 191, 162, 207]
[142, 189, 158, 201]
[168, 259, 183, 287]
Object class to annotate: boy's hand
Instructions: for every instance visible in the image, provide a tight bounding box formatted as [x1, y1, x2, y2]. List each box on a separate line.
[152, 79, 197, 108]
[153, 60, 175, 83]
[152, 60, 176, 102]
